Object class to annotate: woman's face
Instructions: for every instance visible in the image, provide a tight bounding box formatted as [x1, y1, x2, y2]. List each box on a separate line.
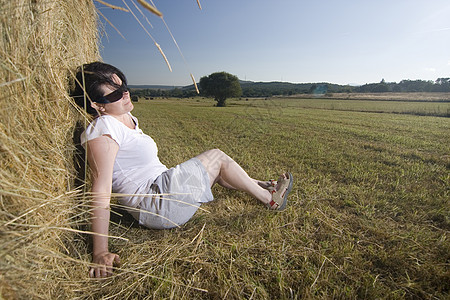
[96, 74, 134, 116]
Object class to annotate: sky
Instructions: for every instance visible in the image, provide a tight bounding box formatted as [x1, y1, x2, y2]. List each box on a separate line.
[95, 0, 450, 86]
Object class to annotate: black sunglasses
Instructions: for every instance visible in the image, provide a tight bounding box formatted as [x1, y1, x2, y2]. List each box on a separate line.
[95, 82, 129, 104]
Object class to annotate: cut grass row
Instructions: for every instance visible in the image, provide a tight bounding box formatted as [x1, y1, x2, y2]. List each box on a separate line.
[235, 97, 450, 117]
[77, 97, 448, 299]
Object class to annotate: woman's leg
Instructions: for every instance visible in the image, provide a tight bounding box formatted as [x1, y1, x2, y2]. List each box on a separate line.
[217, 177, 276, 191]
[195, 149, 272, 205]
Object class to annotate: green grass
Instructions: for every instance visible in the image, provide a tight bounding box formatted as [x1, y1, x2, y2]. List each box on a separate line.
[86, 97, 448, 299]
[239, 97, 450, 117]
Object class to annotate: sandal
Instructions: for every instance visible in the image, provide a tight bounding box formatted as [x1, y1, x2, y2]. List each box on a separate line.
[268, 172, 293, 210]
[259, 179, 277, 192]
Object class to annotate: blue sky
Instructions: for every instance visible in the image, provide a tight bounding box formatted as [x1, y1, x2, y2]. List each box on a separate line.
[96, 0, 450, 86]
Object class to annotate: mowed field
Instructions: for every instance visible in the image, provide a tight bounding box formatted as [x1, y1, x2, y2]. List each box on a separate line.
[248, 97, 450, 117]
[97, 97, 448, 299]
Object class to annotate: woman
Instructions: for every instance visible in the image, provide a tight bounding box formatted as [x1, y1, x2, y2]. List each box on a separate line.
[72, 62, 293, 278]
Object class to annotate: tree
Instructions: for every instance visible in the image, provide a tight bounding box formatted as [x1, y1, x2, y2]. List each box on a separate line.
[199, 72, 242, 107]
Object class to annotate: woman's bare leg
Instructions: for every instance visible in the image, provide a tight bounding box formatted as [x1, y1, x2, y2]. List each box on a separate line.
[195, 149, 271, 205]
[217, 177, 275, 191]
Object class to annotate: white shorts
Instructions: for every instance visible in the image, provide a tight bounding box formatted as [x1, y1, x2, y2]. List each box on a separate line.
[135, 158, 214, 229]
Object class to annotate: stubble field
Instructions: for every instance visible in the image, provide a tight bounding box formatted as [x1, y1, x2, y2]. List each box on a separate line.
[94, 97, 448, 299]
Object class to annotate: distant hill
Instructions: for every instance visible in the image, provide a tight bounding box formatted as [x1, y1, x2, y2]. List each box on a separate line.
[129, 85, 181, 90]
[238, 81, 353, 97]
[180, 80, 351, 95]
[132, 78, 450, 98]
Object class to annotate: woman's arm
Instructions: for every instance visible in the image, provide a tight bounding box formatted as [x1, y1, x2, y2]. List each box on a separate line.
[85, 135, 120, 278]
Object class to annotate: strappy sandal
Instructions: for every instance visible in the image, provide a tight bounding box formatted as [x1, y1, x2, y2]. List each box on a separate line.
[268, 172, 293, 210]
[259, 179, 277, 192]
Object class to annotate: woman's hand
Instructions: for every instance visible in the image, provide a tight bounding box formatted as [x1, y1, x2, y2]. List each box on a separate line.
[89, 251, 121, 278]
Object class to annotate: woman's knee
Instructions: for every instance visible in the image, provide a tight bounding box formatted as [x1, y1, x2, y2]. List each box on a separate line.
[199, 149, 225, 161]
[210, 148, 226, 158]
[196, 149, 232, 171]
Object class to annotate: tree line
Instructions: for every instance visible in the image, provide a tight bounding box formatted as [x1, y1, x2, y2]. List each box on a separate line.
[240, 78, 450, 96]
[131, 77, 450, 100]
[131, 87, 198, 99]
[355, 78, 450, 93]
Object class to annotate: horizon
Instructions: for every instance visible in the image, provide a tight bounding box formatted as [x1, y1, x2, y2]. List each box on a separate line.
[96, 1, 450, 86]
[128, 78, 444, 89]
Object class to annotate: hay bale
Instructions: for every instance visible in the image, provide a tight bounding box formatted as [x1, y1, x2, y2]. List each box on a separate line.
[0, 0, 99, 298]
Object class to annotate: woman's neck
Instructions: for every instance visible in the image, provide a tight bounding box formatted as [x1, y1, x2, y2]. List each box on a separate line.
[103, 113, 135, 129]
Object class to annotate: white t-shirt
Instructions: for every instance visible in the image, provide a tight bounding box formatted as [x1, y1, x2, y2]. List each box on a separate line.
[80, 113, 168, 207]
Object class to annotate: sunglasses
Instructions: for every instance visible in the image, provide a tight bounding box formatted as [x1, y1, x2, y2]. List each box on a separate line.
[95, 82, 129, 104]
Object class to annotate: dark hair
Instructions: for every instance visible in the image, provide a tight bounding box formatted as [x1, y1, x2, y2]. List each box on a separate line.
[71, 62, 127, 116]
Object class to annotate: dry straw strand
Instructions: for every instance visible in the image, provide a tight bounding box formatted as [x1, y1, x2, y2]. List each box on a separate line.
[122, 0, 154, 40]
[0, 77, 26, 88]
[191, 73, 200, 94]
[97, 10, 127, 40]
[95, 0, 129, 12]
[130, 0, 154, 28]
[7, 223, 130, 241]
[155, 42, 172, 72]
[108, 193, 210, 212]
[121, 0, 172, 72]
[136, 0, 162, 17]
[157, 14, 199, 90]
[196, 0, 202, 10]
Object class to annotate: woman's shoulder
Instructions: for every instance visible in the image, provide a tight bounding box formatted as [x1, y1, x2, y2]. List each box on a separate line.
[89, 115, 121, 127]
[82, 115, 124, 145]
